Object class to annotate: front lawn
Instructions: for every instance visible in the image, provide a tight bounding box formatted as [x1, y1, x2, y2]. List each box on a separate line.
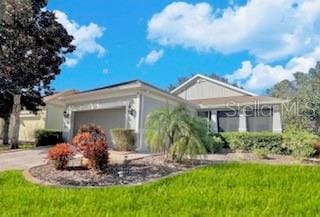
[1, 163, 320, 217]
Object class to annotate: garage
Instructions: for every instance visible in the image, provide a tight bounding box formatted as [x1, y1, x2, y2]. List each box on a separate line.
[73, 107, 126, 142]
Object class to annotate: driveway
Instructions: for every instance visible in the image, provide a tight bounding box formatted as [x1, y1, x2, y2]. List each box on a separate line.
[0, 148, 154, 172]
[0, 147, 49, 172]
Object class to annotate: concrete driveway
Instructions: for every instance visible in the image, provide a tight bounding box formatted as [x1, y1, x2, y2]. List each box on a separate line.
[0, 147, 154, 172]
[0, 147, 49, 172]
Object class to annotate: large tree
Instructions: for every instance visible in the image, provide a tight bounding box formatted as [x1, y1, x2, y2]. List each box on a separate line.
[0, 92, 12, 145]
[0, 0, 74, 148]
[268, 62, 320, 132]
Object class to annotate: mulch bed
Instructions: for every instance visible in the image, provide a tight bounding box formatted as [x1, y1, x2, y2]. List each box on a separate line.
[29, 156, 209, 187]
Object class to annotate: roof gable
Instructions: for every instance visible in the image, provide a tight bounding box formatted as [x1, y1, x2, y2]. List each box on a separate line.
[170, 74, 257, 97]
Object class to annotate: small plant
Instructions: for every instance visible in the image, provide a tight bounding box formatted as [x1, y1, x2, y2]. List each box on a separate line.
[110, 128, 136, 151]
[253, 148, 269, 159]
[47, 143, 75, 170]
[73, 124, 109, 171]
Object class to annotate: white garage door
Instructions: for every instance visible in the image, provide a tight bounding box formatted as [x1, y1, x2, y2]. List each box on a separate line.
[73, 107, 126, 143]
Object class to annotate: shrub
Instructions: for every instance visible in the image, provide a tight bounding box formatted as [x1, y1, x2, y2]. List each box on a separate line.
[145, 105, 209, 161]
[253, 148, 269, 159]
[73, 124, 109, 171]
[47, 143, 75, 170]
[282, 127, 317, 158]
[206, 134, 225, 153]
[110, 128, 136, 151]
[35, 129, 63, 147]
[77, 123, 105, 135]
[221, 132, 283, 154]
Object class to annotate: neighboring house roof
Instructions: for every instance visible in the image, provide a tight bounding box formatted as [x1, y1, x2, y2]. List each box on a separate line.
[170, 74, 257, 96]
[60, 80, 194, 106]
[192, 96, 287, 109]
[44, 90, 79, 106]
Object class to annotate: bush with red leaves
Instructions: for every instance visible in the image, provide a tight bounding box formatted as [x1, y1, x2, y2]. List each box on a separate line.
[47, 143, 75, 170]
[73, 124, 109, 171]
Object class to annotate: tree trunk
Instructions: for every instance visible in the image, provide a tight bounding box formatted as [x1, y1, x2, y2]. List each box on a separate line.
[2, 116, 10, 145]
[9, 94, 21, 149]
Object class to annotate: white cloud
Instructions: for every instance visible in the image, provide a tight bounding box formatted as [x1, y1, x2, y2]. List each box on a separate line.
[148, 0, 320, 61]
[55, 10, 106, 67]
[102, 68, 110, 75]
[64, 58, 78, 67]
[137, 49, 164, 67]
[226, 47, 320, 93]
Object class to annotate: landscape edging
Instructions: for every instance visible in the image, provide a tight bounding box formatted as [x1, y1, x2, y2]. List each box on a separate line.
[22, 163, 220, 189]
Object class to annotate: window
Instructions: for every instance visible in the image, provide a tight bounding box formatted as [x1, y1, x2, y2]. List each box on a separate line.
[246, 109, 273, 132]
[217, 110, 239, 132]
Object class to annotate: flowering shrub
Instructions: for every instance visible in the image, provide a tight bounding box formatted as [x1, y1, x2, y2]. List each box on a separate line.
[47, 143, 75, 170]
[76, 124, 107, 141]
[73, 124, 109, 171]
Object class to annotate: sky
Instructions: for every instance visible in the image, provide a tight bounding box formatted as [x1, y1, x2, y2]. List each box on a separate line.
[48, 0, 320, 95]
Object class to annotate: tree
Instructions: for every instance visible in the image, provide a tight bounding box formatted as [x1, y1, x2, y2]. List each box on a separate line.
[0, 0, 74, 148]
[268, 62, 320, 132]
[0, 92, 12, 144]
[145, 105, 210, 161]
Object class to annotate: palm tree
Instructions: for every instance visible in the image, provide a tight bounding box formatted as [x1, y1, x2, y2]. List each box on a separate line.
[145, 105, 210, 161]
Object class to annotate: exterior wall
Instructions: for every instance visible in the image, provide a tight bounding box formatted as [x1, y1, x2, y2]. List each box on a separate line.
[63, 95, 138, 142]
[272, 105, 282, 133]
[19, 110, 47, 142]
[178, 78, 245, 100]
[46, 104, 65, 130]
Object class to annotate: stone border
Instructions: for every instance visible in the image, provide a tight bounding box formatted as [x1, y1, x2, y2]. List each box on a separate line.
[22, 163, 217, 189]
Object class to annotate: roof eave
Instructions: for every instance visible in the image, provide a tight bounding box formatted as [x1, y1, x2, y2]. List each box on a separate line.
[197, 100, 288, 109]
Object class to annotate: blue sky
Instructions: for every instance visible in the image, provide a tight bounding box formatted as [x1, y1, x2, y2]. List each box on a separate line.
[48, 0, 320, 94]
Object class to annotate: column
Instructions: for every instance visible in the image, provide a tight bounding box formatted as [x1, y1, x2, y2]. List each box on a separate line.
[272, 105, 282, 133]
[210, 110, 218, 133]
[239, 109, 247, 132]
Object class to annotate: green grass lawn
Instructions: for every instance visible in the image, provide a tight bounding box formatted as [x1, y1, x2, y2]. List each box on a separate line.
[0, 144, 35, 152]
[1, 163, 320, 217]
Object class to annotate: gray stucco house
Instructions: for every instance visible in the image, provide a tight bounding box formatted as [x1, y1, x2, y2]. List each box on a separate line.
[60, 74, 285, 151]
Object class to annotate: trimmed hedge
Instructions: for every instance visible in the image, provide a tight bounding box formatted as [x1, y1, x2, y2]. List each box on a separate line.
[35, 129, 63, 147]
[110, 128, 136, 151]
[220, 132, 284, 154]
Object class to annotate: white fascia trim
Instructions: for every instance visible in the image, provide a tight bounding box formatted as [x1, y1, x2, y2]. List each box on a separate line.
[197, 101, 287, 109]
[170, 74, 257, 96]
